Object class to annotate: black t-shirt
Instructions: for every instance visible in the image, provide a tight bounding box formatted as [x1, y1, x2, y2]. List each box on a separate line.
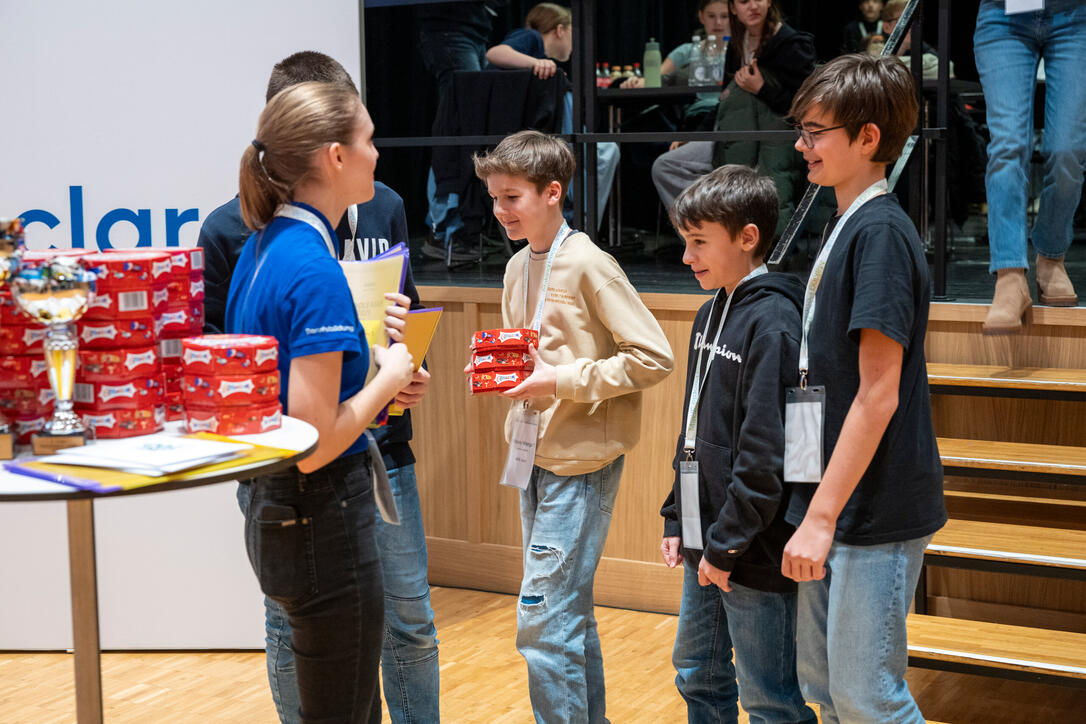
[785, 195, 946, 545]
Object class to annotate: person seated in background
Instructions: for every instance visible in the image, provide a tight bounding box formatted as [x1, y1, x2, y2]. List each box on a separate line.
[651, 0, 816, 240]
[620, 0, 731, 130]
[485, 2, 619, 230]
[840, 0, 883, 55]
[874, 0, 953, 80]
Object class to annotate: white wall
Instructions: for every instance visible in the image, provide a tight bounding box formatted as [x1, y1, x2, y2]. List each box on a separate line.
[0, 0, 360, 649]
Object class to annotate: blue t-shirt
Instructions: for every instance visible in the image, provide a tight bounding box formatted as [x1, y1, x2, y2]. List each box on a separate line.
[225, 202, 370, 458]
[496, 27, 545, 60]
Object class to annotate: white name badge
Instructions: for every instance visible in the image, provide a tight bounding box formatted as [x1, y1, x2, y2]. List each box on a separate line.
[500, 405, 540, 490]
[784, 386, 826, 484]
[1006, 0, 1043, 14]
[679, 459, 704, 550]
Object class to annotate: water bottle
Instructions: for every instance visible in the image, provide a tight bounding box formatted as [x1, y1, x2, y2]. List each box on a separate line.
[643, 37, 662, 88]
[714, 36, 730, 85]
[704, 35, 723, 86]
[688, 35, 705, 85]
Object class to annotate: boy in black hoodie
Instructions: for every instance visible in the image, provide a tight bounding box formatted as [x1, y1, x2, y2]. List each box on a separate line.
[660, 165, 816, 724]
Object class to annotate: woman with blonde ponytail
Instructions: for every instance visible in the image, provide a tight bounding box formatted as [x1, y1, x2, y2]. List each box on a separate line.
[226, 80, 415, 723]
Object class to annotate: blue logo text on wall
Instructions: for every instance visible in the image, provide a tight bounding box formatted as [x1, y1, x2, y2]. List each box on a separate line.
[19, 186, 200, 249]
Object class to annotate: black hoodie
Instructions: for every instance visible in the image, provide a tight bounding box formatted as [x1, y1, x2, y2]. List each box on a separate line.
[661, 272, 803, 594]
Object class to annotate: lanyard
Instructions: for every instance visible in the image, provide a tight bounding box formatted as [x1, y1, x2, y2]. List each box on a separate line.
[683, 264, 767, 452]
[522, 223, 574, 332]
[241, 203, 339, 325]
[275, 203, 337, 259]
[345, 204, 358, 261]
[798, 179, 887, 387]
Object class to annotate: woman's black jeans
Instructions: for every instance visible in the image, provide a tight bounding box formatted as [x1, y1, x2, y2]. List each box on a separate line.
[241, 450, 383, 724]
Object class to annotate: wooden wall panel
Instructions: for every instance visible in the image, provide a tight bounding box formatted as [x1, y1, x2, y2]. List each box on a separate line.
[414, 291, 1086, 621]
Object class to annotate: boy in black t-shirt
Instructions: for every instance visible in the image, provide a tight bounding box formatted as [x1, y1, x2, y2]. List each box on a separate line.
[660, 165, 816, 724]
[783, 54, 946, 723]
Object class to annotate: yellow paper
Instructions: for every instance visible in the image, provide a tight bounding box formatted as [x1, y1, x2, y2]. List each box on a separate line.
[389, 307, 443, 416]
[340, 256, 406, 350]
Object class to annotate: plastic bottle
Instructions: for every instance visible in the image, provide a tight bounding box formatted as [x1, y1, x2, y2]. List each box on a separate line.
[715, 36, 730, 84]
[704, 35, 723, 86]
[688, 35, 706, 86]
[623, 65, 634, 79]
[634, 62, 642, 78]
[610, 63, 623, 81]
[600, 62, 611, 87]
[643, 37, 662, 88]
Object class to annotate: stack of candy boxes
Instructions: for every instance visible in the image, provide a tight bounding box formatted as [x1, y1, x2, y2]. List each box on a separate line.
[469, 328, 537, 394]
[181, 335, 282, 435]
[0, 250, 85, 442]
[74, 250, 171, 438]
[158, 248, 205, 420]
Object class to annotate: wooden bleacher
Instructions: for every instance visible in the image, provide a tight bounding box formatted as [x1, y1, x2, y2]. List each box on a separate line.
[908, 615, 1086, 688]
[918, 360, 1086, 689]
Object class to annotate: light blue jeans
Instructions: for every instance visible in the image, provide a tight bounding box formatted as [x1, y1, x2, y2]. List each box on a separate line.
[236, 463, 439, 724]
[517, 457, 624, 724]
[562, 90, 620, 227]
[795, 535, 933, 724]
[974, 0, 1086, 273]
[673, 562, 816, 724]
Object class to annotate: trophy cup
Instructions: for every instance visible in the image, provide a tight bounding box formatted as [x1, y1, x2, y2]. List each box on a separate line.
[0, 218, 25, 458]
[10, 253, 97, 454]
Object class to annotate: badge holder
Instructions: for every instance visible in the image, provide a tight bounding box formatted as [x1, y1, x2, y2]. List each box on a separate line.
[784, 384, 825, 483]
[679, 452, 704, 551]
[500, 402, 539, 490]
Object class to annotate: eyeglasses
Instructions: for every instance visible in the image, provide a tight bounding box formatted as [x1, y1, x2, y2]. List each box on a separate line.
[796, 124, 847, 149]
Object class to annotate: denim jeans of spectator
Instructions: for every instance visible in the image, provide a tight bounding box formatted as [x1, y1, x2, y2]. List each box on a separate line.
[672, 562, 815, 724]
[238, 462, 439, 724]
[561, 90, 619, 228]
[795, 535, 933, 724]
[974, 0, 1086, 273]
[239, 451, 384, 724]
[420, 29, 485, 246]
[374, 464, 440, 724]
[516, 456, 624, 724]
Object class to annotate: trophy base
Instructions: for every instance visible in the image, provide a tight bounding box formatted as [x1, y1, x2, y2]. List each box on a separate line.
[0, 432, 12, 460]
[31, 432, 86, 455]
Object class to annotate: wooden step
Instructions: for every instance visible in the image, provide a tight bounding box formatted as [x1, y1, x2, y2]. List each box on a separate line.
[938, 437, 1086, 483]
[908, 614, 1086, 687]
[926, 519, 1086, 580]
[927, 363, 1086, 400]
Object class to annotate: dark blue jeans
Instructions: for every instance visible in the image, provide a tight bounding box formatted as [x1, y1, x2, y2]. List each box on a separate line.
[242, 451, 384, 724]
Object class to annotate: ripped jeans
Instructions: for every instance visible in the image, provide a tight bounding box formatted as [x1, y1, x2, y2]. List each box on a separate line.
[516, 457, 624, 724]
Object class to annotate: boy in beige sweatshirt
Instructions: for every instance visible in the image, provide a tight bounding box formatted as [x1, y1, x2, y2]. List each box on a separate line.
[472, 130, 673, 723]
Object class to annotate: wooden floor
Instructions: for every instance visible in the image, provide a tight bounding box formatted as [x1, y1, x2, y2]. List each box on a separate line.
[0, 587, 1082, 723]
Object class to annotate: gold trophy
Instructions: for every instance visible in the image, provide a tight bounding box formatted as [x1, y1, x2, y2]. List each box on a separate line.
[11, 252, 97, 454]
[0, 218, 25, 458]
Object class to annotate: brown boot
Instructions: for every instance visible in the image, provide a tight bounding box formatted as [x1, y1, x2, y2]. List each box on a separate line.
[982, 268, 1031, 335]
[1036, 254, 1078, 306]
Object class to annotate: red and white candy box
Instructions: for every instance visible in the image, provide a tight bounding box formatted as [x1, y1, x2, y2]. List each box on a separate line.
[471, 350, 534, 372]
[82, 404, 165, 439]
[13, 414, 48, 445]
[78, 317, 157, 349]
[83, 284, 167, 320]
[470, 370, 529, 394]
[470, 328, 539, 353]
[182, 335, 279, 375]
[183, 402, 282, 435]
[0, 387, 56, 415]
[164, 392, 184, 422]
[0, 291, 33, 326]
[164, 247, 205, 278]
[181, 371, 280, 408]
[74, 375, 165, 411]
[0, 355, 50, 389]
[157, 304, 196, 337]
[78, 346, 160, 382]
[83, 250, 173, 289]
[0, 324, 48, 355]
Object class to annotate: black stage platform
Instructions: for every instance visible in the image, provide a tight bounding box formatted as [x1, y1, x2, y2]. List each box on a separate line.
[411, 216, 1086, 305]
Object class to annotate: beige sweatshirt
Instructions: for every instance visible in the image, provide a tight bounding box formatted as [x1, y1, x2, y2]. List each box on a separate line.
[501, 232, 674, 475]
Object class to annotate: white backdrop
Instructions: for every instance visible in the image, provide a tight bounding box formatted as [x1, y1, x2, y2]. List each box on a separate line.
[0, 0, 360, 649]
